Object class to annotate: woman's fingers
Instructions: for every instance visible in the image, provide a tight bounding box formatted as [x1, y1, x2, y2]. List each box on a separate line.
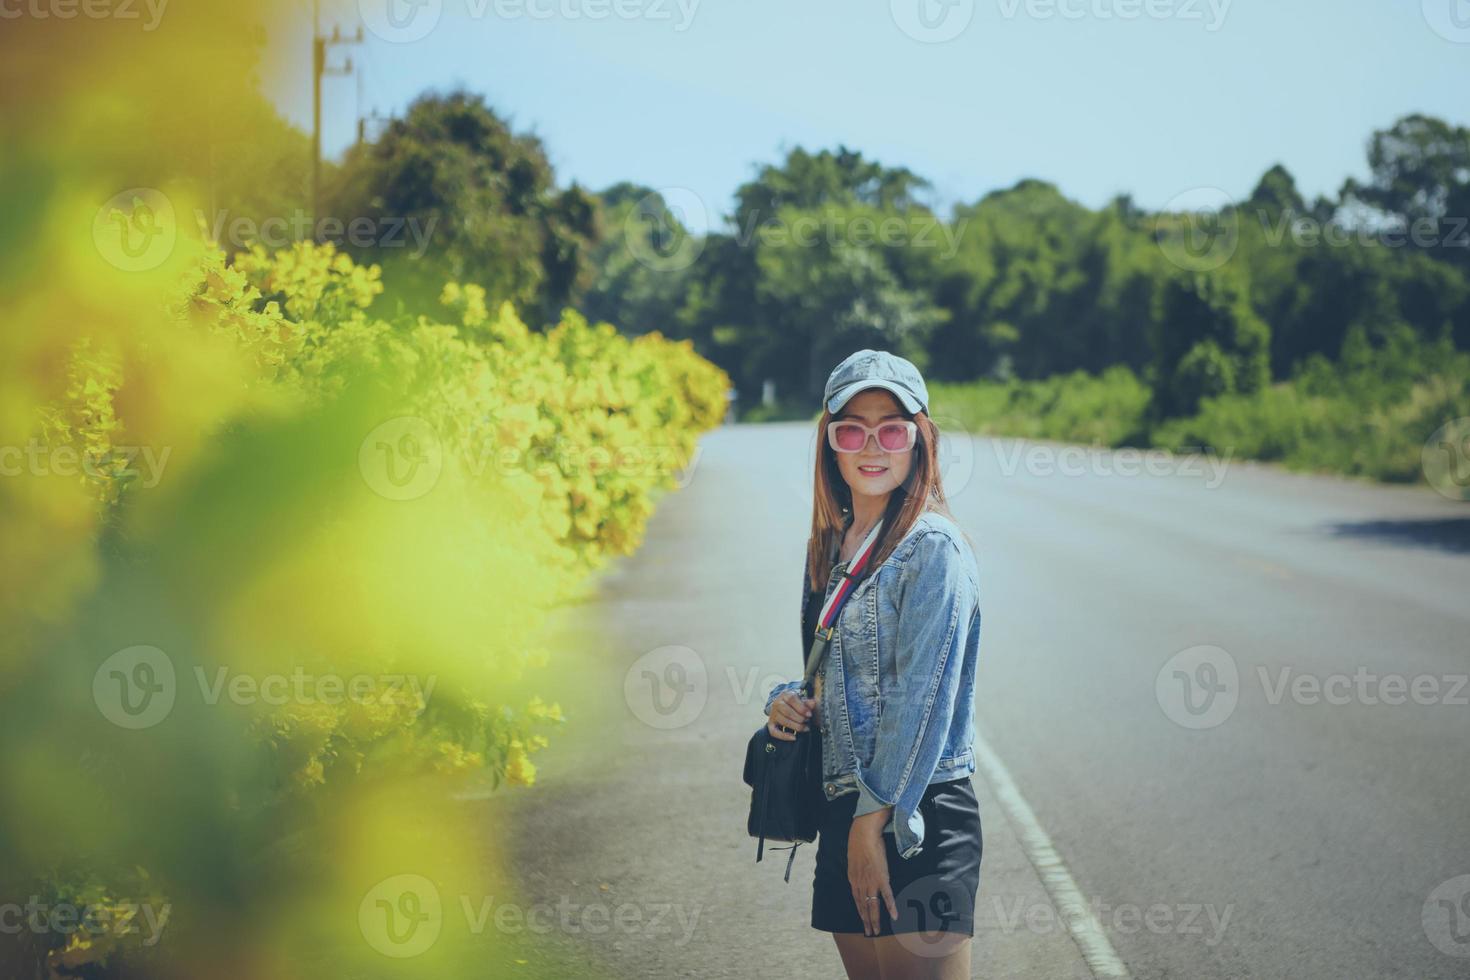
[881, 880, 897, 922]
[780, 691, 813, 720]
[764, 691, 818, 740]
[767, 692, 811, 736]
[804, 696, 821, 727]
[848, 829, 892, 936]
[858, 877, 893, 935]
[852, 882, 881, 935]
[778, 702, 809, 730]
[768, 710, 803, 738]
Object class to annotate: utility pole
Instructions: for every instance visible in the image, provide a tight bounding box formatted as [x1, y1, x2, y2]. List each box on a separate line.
[312, 0, 362, 235]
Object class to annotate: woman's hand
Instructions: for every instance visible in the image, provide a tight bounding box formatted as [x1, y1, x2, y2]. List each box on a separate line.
[766, 691, 818, 740]
[848, 813, 898, 935]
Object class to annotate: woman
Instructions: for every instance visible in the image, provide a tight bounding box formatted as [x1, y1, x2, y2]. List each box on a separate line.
[763, 349, 983, 980]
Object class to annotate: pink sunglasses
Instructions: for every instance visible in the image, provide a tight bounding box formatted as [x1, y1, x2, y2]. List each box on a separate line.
[827, 420, 918, 454]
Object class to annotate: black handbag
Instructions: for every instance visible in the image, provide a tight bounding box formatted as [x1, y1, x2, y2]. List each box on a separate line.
[743, 517, 885, 882]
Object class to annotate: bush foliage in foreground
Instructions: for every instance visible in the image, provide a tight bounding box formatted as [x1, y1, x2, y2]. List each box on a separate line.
[0, 229, 729, 978]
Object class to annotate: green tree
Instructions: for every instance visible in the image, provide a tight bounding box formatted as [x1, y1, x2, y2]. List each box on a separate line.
[931, 180, 1160, 381]
[579, 182, 700, 339]
[1341, 113, 1470, 265]
[1150, 271, 1271, 418]
[327, 89, 598, 324]
[682, 146, 944, 409]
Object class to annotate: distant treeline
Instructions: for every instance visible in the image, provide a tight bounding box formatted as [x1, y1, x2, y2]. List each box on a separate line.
[215, 89, 1470, 484]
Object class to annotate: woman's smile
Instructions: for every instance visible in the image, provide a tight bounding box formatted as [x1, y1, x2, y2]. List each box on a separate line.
[857, 464, 888, 475]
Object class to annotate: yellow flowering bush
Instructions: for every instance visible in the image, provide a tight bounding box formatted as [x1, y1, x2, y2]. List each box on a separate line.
[0, 2, 734, 973]
[2, 229, 729, 978]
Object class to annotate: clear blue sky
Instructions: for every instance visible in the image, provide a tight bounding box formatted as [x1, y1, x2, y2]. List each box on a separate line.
[263, 0, 1470, 233]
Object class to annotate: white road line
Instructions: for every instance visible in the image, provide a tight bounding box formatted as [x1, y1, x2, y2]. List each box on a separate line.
[973, 730, 1132, 979]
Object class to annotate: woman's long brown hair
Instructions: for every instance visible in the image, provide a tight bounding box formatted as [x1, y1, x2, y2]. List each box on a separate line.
[805, 402, 963, 593]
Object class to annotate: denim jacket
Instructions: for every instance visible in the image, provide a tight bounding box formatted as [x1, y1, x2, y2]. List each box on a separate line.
[763, 509, 981, 860]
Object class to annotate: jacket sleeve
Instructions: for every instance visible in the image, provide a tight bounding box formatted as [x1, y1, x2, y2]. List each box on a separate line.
[850, 531, 976, 857]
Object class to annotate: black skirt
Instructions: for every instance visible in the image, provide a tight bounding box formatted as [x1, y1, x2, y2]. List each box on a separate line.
[810, 777, 982, 936]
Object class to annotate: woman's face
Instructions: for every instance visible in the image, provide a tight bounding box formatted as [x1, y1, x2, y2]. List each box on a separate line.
[831, 388, 915, 504]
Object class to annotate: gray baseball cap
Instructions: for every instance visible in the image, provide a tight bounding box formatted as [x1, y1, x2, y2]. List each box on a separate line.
[823, 349, 929, 416]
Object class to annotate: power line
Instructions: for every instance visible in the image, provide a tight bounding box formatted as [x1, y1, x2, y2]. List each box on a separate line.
[355, 34, 396, 146]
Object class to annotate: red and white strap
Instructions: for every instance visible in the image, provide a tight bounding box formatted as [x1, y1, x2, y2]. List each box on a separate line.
[816, 517, 885, 633]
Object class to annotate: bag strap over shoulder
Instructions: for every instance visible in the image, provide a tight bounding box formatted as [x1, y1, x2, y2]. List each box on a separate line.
[799, 517, 884, 697]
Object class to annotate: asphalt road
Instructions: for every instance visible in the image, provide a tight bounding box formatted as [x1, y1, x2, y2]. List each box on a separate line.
[481, 421, 1470, 979]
